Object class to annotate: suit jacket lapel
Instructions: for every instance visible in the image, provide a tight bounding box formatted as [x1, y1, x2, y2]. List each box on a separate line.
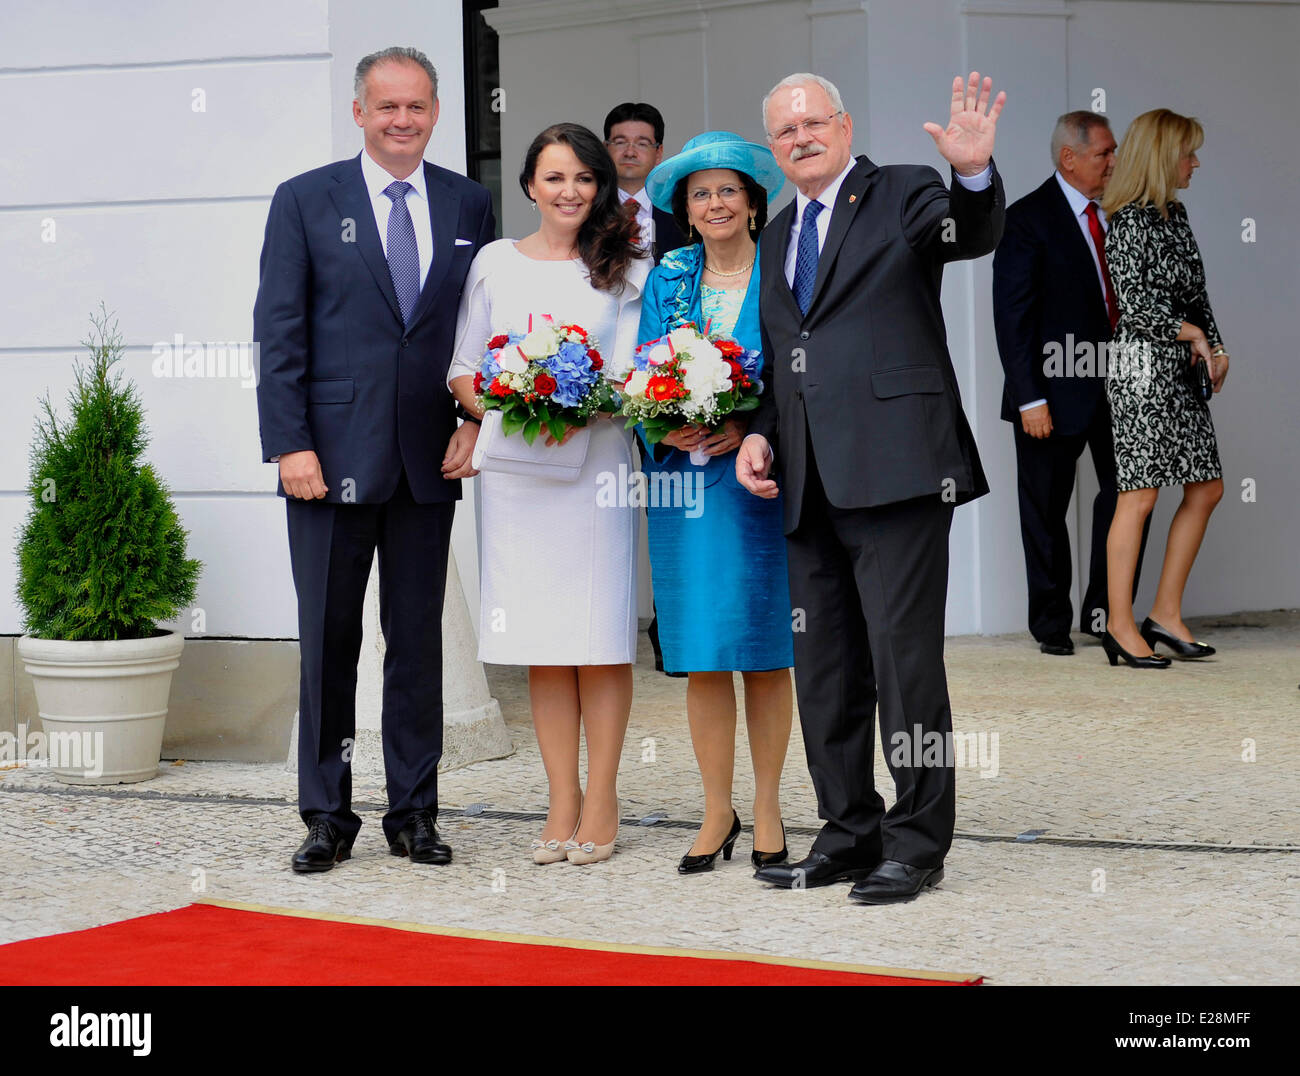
[328, 158, 402, 324]
[806, 156, 877, 316]
[764, 200, 801, 321]
[407, 162, 460, 331]
[1047, 177, 1109, 323]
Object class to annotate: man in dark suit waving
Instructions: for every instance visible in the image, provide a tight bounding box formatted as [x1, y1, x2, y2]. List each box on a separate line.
[992, 112, 1146, 655]
[738, 72, 1005, 904]
[254, 47, 494, 872]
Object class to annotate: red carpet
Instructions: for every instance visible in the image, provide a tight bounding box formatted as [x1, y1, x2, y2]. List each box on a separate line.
[0, 901, 981, 986]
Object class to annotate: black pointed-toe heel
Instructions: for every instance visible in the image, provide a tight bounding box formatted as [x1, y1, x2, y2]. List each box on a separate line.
[1140, 617, 1216, 659]
[751, 821, 788, 868]
[1101, 631, 1171, 669]
[678, 810, 742, 874]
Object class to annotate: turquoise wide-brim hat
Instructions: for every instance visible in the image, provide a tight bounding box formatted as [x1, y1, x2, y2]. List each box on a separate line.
[644, 130, 784, 215]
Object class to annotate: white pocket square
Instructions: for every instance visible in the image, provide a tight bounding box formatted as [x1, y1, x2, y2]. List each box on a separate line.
[454, 238, 473, 246]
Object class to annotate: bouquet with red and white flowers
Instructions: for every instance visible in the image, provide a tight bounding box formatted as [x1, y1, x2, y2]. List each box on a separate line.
[620, 322, 763, 462]
[475, 314, 622, 444]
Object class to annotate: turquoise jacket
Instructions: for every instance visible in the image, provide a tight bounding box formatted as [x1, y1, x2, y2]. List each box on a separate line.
[634, 242, 765, 488]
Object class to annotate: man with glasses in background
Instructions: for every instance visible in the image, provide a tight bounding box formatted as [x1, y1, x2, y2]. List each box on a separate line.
[604, 102, 688, 677]
[604, 102, 687, 263]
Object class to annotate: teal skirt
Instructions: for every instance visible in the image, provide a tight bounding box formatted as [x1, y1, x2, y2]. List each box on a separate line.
[645, 447, 794, 673]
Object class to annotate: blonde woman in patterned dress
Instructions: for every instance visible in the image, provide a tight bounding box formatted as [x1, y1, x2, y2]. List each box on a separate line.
[1100, 109, 1230, 668]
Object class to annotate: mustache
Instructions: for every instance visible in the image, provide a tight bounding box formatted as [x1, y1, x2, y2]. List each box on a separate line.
[790, 144, 826, 162]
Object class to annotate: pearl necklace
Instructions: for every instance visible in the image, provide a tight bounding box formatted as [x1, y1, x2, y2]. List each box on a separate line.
[703, 257, 755, 278]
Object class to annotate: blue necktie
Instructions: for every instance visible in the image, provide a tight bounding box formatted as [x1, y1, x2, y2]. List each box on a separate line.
[383, 180, 420, 324]
[792, 199, 824, 315]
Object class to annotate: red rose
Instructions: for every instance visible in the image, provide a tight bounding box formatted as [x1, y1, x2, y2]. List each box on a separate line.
[725, 359, 743, 382]
[534, 373, 557, 395]
[647, 375, 677, 402]
[473, 371, 485, 393]
[489, 377, 514, 397]
[589, 350, 603, 371]
[488, 334, 510, 350]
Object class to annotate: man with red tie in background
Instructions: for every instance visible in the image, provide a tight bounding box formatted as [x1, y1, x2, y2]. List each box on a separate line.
[993, 111, 1147, 656]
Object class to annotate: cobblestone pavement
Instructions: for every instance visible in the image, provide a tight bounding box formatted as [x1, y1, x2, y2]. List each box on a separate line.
[2, 611, 1296, 985]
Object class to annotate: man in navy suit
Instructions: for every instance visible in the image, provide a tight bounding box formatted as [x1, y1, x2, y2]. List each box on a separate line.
[254, 47, 495, 872]
[993, 111, 1145, 655]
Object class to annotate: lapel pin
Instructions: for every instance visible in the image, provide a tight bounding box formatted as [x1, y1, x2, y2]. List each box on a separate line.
[848, 194, 857, 203]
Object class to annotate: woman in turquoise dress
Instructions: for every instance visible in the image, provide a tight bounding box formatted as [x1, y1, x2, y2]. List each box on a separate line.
[638, 132, 794, 874]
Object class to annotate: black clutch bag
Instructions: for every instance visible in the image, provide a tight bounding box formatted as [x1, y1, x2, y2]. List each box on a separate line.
[1189, 357, 1213, 402]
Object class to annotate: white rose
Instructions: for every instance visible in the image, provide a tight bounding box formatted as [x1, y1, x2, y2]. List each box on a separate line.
[646, 343, 673, 367]
[625, 370, 651, 398]
[667, 326, 700, 352]
[518, 327, 559, 360]
[497, 347, 528, 375]
[683, 354, 727, 394]
[694, 342, 723, 367]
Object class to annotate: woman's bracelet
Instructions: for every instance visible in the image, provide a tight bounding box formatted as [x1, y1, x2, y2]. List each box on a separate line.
[1211, 346, 1228, 357]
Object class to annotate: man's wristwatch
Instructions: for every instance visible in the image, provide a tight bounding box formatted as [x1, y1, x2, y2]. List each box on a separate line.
[456, 403, 481, 425]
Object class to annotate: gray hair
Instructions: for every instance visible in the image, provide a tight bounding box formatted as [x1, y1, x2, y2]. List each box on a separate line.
[354, 47, 439, 110]
[1050, 111, 1111, 167]
[761, 73, 845, 132]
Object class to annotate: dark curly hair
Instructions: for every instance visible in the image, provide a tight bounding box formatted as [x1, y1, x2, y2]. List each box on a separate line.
[670, 169, 769, 242]
[519, 122, 645, 293]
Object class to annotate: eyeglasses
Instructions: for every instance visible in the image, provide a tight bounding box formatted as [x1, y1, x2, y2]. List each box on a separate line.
[766, 112, 843, 146]
[687, 185, 746, 204]
[606, 137, 659, 152]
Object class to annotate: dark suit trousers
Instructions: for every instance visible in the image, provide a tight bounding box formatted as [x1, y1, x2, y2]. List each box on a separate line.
[785, 435, 955, 869]
[1012, 406, 1149, 640]
[286, 470, 454, 844]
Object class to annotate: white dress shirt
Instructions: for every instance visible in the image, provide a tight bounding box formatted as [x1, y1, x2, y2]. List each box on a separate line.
[1016, 171, 1110, 414]
[619, 186, 654, 252]
[1054, 169, 1109, 299]
[359, 147, 433, 289]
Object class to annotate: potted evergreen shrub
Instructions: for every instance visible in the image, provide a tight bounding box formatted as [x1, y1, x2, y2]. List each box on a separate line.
[16, 307, 201, 784]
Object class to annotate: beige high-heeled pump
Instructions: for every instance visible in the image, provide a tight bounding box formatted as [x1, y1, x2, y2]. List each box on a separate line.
[533, 797, 583, 865]
[565, 800, 618, 865]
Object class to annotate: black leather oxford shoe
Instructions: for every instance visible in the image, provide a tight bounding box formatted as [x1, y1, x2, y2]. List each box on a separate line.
[1039, 633, 1074, 655]
[847, 859, 944, 904]
[292, 817, 353, 873]
[753, 849, 876, 889]
[388, 810, 452, 865]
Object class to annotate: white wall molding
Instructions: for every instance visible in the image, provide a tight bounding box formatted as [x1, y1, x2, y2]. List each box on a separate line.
[486, 0, 784, 36]
[960, 0, 1069, 16]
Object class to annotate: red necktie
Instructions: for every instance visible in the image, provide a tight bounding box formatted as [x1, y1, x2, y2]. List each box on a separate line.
[1084, 201, 1120, 330]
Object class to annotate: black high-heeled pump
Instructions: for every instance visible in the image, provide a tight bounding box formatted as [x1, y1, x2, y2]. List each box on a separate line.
[1101, 631, 1171, 669]
[1141, 617, 1216, 659]
[678, 810, 742, 874]
[751, 821, 788, 868]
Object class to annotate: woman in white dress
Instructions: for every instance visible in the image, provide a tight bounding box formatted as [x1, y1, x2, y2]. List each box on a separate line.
[449, 123, 648, 865]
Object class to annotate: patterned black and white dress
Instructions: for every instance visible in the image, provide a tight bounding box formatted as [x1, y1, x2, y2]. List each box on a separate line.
[1105, 200, 1223, 491]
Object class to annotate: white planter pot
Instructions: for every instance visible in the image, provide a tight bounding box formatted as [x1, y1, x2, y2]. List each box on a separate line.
[16, 632, 185, 785]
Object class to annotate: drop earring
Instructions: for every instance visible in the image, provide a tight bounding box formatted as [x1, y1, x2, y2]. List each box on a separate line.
[749, 214, 756, 233]
[688, 223, 695, 242]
